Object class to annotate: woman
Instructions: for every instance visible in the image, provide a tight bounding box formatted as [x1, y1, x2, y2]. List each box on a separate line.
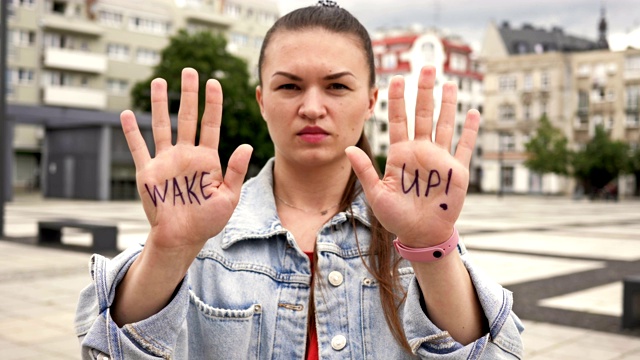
[75, 2, 524, 359]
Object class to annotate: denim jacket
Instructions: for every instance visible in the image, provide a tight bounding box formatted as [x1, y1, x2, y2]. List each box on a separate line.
[75, 159, 524, 359]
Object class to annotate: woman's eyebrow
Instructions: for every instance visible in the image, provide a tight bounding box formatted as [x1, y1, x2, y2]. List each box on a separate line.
[272, 71, 302, 81]
[324, 71, 355, 80]
[271, 71, 356, 81]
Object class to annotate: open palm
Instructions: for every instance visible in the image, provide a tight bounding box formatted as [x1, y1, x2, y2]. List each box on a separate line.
[121, 68, 252, 251]
[346, 66, 479, 246]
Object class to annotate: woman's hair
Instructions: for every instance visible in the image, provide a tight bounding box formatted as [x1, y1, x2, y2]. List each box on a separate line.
[258, 4, 411, 353]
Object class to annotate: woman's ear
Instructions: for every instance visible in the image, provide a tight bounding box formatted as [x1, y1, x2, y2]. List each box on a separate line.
[367, 87, 379, 118]
[255, 85, 267, 121]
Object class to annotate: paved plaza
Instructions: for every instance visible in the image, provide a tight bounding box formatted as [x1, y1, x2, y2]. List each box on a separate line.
[1, 194, 640, 359]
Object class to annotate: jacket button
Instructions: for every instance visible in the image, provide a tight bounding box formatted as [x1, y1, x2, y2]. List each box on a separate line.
[331, 334, 347, 350]
[328, 271, 344, 286]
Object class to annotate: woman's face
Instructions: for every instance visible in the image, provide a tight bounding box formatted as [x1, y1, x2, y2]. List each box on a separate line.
[256, 28, 377, 168]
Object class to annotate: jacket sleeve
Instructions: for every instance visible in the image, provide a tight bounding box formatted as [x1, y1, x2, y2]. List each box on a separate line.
[74, 245, 191, 359]
[402, 242, 525, 359]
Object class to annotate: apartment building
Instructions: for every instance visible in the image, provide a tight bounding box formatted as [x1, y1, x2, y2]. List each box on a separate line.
[6, 0, 279, 199]
[477, 13, 640, 196]
[370, 28, 484, 190]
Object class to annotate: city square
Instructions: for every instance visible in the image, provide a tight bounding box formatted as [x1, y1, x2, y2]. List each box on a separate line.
[0, 193, 639, 359]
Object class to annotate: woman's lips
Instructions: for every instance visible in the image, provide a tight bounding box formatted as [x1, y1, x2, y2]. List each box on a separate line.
[298, 126, 329, 143]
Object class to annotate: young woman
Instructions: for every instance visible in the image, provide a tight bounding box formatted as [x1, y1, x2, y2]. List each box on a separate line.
[76, 2, 524, 359]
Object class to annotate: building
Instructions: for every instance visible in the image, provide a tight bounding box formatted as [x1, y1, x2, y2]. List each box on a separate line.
[477, 10, 640, 196]
[5, 0, 279, 200]
[370, 28, 484, 190]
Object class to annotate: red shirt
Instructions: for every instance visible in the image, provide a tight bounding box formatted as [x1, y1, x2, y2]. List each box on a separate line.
[304, 251, 319, 360]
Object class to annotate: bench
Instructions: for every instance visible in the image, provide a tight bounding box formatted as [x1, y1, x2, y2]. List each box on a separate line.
[623, 275, 640, 329]
[37, 220, 118, 253]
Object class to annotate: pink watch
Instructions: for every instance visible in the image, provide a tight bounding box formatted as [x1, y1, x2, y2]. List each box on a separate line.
[393, 228, 459, 262]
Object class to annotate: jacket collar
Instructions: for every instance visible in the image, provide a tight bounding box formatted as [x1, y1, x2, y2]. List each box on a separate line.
[221, 158, 371, 249]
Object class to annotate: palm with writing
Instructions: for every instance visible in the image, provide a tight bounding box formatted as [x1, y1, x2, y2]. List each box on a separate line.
[121, 68, 252, 253]
[346, 66, 479, 246]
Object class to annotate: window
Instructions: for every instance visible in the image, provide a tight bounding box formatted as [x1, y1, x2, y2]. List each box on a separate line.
[523, 73, 533, 91]
[107, 79, 129, 95]
[129, 17, 171, 35]
[99, 10, 123, 27]
[11, 68, 34, 84]
[12, 0, 36, 7]
[43, 71, 74, 86]
[257, 11, 278, 24]
[449, 53, 468, 72]
[224, 3, 241, 18]
[578, 63, 591, 77]
[540, 71, 550, 90]
[422, 42, 435, 62]
[230, 32, 248, 47]
[379, 122, 388, 132]
[498, 75, 516, 92]
[626, 85, 640, 127]
[499, 133, 515, 151]
[379, 100, 387, 111]
[500, 166, 514, 192]
[498, 104, 516, 122]
[626, 55, 640, 72]
[540, 100, 548, 116]
[43, 33, 82, 49]
[382, 53, 397, 69]
[524, 103, 532, 121]
[136, 48, 160, 65]
[12, 29, 35, 47]
[51, 1, 67, 14]
[107, 43, 130, 61]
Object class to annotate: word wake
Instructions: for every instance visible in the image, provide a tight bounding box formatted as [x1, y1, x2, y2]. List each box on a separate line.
[144, 171, 213, 207]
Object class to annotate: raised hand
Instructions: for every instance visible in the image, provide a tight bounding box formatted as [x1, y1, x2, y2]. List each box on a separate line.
[121, 68, 253, 252]
[346, 66, 479, 246]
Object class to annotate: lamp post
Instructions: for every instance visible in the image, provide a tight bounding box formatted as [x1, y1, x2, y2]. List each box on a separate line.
[0, 0, 8, 237]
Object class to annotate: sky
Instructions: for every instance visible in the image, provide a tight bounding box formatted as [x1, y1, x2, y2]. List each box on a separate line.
[277, 0, 640, 51]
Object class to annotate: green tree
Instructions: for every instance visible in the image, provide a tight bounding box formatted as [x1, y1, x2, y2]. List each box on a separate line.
[131, 29, 273, 171]
[630, 147, 640, 196]
[524, 115, 570, 175]
[572, 125, 629, 194]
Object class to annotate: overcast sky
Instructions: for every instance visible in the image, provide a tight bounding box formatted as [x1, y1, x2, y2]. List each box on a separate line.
[277, 0, 640, 50]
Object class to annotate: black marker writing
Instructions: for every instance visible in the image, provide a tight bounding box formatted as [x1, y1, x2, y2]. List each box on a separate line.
[173, 178, 186, 205]
[145, 180, 168, 207]
[401, 163, 420, 196]
[445, 168, 452, 195]
[144, 171, 213, 207]
[185, 173, 201, 205]
[425, 170, 441, 197]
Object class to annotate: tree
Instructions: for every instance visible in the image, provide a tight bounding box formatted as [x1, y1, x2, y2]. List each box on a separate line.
[524, 115, 570, 175]
[131, 29, 273, 172]
[571, 125, 629, 195]
[630, 147, 640, 196]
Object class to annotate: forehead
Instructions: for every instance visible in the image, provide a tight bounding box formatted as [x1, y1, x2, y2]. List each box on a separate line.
[262, 28, 368, 72]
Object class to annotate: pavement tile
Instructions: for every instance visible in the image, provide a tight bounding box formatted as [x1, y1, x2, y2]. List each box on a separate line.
[539, 282, 623, 317]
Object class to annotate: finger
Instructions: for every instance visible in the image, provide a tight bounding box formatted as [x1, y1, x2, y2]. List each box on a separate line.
[414, 66, 436, 140]
[434, 82, 457, 153]
[150, 78, 172, 154]
[199, 79, 223, 149]
[345, 146, 380, 197]
[223, 144, 253, 196]
[454, 109, 480, 168]
[177, 68, 199, 145]
[387, 76, 408, 144]
[120, 110, 151, 168]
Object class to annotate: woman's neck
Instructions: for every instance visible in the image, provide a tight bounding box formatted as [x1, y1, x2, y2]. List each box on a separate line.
[272, 155, 352, 213]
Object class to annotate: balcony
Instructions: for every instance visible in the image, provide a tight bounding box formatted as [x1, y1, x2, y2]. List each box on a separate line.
[44, 48, 107, 74]
[40, 14, 103, 36]
[43, 86, 107, 110]
[183, 8, 233, 28]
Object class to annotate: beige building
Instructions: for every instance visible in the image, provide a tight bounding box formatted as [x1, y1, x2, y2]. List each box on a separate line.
[478, 14, 639, 196]
[6, 0, 279, 193]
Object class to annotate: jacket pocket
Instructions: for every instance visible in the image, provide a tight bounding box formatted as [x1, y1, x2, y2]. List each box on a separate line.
[189, 290, 263, 360]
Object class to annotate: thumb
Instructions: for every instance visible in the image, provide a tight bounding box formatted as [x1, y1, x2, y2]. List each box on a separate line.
[223, 144, 253, 195]
[345, 146, 380, 195]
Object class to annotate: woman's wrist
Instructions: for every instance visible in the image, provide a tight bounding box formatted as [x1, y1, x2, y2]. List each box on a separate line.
[393, 228, 458, 263]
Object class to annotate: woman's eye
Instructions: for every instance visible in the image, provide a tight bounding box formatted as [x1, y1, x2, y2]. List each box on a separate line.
[277, 84, 299, 90]
[329, 83, 349, 90]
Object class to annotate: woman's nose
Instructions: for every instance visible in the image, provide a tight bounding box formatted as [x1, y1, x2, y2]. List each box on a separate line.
[298, 88, 327, 120]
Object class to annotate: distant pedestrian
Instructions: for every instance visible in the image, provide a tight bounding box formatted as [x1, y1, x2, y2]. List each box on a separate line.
[75, 1, 524, 358]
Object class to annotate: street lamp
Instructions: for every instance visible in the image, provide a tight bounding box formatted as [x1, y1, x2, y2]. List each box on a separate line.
[0, 0, 8, 237]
